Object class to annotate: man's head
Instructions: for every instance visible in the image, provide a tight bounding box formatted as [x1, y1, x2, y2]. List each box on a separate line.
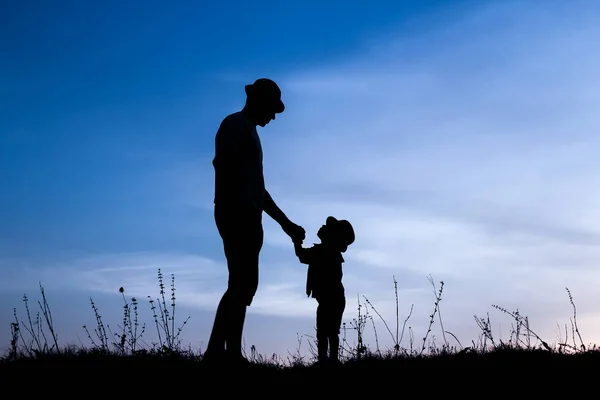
[244, 78, 285, 127]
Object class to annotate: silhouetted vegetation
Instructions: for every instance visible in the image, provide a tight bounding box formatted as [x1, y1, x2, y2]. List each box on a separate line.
[3, 269, 598, 376]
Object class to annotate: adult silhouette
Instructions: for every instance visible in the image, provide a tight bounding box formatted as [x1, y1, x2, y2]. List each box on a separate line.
[203, 78, 306, 364]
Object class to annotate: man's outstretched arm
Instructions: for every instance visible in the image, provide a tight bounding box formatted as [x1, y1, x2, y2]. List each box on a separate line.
[263, 190, 289, 226]
[263, 190, 305, 241]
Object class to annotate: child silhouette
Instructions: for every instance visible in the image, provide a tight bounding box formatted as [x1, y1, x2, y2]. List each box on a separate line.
[293, 216, 355, 364]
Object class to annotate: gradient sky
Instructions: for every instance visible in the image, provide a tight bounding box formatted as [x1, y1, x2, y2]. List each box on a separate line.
[2, 0, 600, 358]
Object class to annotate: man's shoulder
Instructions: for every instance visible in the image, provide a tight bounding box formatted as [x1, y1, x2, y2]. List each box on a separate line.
[217, 112, 251, 138]
[216, 112, 245, 142]
[222, 111, 244, 122]
[219, 111, 242, 129]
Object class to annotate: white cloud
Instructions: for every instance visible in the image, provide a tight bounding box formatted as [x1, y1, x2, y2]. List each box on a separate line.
[158, 1, 600, 343]
[253, 1, 600, 348]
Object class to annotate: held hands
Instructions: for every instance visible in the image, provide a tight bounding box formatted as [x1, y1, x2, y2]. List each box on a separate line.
[283, 220, 305, 244]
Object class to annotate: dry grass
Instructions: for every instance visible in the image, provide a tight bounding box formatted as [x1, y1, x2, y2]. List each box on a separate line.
[3, 269, 599, 376]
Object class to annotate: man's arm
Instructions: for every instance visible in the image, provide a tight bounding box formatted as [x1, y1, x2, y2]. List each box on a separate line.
[263, 189, 305, 241]
[263, 190, 291, 227]
[214, 118, 243, 172]
[263, 190, 307, 241]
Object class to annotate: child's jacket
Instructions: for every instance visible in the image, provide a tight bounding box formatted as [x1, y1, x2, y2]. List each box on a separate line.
[296, 243, 345, 300]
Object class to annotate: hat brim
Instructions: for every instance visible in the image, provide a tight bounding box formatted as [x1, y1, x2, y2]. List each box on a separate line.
[273, 99, 285, 113]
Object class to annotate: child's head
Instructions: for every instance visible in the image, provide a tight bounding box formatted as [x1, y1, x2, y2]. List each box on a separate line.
[317, 216, 355, 253]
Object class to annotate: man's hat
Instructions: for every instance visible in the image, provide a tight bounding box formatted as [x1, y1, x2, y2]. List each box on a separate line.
[326, 216, 355, 252]
[245, 78, 285, 113]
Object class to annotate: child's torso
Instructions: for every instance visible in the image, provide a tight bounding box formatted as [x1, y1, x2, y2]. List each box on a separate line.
[306, 245, 345, 299]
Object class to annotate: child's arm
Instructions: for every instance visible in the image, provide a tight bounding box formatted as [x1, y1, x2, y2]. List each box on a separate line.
[293, 239, 313, 265]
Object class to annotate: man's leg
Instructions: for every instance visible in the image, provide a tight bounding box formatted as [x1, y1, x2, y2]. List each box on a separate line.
[224, 289, 248, 358]
[204, 285, 252, 361]
[224, 247, 260, 359]
[203, 206, 230, 359]
[222, 206, 263, 360]
[204, 291, 230, 358]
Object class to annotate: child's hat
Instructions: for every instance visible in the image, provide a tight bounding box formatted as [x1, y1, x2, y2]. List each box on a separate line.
[326, 216, 355, 250]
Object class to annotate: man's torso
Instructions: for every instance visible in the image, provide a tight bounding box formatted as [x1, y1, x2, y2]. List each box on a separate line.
[213, 111, 265, 211]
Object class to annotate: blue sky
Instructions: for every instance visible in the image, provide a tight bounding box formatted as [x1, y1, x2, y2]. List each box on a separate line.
[2, 0, 600, 357]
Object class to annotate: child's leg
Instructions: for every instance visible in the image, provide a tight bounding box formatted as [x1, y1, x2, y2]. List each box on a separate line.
[317, 336, 328, 362]
[329, 334, 340, 362]
[316, 301, 328, 362]
[329, 296, 346, 363]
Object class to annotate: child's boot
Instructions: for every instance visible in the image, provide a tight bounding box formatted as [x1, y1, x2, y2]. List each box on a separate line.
[317, 334, 328, 363]
[329, 335, 340, 363]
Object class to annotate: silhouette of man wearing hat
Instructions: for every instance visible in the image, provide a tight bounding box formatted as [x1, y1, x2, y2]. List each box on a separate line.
[293, 216, 355, 363]
[205, 78, 306, 364]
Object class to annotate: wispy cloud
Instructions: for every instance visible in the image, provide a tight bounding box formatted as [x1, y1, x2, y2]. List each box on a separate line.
[255, 2, 600, 345]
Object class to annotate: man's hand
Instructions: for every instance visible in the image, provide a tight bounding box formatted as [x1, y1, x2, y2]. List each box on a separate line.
[283, 220, 305, 243]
